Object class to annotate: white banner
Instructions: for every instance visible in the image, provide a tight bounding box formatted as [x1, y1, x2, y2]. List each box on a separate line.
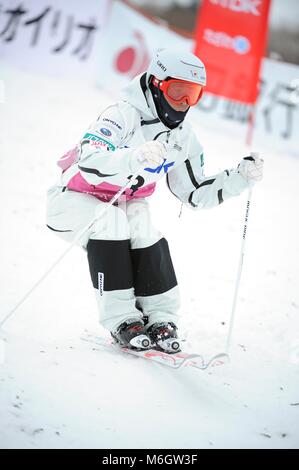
[194, 58, 299, 156]
[96, 1, 193, 91]
[0, 0, 111, 80]
[255, 59, 299, 155]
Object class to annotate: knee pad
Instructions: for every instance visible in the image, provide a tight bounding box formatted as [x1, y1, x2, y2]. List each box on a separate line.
[87, 239, 133, 291]
[131, 237, 177, 296]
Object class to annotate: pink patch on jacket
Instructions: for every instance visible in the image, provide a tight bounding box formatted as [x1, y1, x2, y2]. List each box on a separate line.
[57, 147, 78, 171]
[66, 172, 156, 202]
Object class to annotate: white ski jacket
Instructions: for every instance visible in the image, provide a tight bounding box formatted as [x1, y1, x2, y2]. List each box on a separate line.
[58, 73, 249, 208]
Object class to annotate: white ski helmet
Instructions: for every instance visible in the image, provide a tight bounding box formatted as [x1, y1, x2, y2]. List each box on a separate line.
[146, 49, 206, 86]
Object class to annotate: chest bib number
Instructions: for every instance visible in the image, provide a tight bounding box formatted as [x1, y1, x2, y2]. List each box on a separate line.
[128, 174, 145, 195]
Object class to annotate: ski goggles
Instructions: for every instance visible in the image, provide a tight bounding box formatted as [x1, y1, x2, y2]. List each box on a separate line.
[152, 77, 204, 106]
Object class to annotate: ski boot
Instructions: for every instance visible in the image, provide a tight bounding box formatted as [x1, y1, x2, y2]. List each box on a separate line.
[147, 322, 181, 354]
[111, 318, 151, 351]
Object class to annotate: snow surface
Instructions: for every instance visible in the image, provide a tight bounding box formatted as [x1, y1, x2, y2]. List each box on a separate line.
[0, 64, 299, 449]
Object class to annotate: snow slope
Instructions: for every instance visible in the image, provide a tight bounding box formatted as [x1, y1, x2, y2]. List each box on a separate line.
[0, 64, 299, 449]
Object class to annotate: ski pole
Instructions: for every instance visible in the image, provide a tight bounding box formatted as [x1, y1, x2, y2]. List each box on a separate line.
[225, 152, 259, 355]
[0, 170, 143, 331]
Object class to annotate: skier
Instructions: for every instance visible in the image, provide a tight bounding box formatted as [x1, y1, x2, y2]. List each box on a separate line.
[46, 49, 263, 353]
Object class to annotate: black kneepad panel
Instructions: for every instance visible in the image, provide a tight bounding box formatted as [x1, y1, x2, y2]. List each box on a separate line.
[87, 239, 133, 291]
[131, 238, 178, 297]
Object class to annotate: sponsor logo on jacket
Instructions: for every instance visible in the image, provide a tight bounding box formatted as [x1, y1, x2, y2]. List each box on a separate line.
[103, 118, 122, 130]
[144, 159, 175, 174]
[100, 127, 112, 137]
[83, 133, 115, 151]
[200, 153, 204, 167]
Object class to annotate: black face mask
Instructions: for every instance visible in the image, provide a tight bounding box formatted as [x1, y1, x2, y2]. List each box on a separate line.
[149, 80, 189, 129]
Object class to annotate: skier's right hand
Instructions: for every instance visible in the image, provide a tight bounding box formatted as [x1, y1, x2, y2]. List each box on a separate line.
[133, 141, 167, 167]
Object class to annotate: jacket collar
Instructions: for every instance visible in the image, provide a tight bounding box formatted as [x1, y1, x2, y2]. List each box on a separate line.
[121, 73, 167, 127]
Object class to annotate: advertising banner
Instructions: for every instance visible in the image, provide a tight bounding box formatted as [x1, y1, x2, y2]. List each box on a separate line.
[194, 0, 272, 103]
[0, 0, 111, 80]
[96, 1, 193, 92]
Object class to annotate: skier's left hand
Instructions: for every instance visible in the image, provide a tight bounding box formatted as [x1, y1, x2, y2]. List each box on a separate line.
[238, 153, 264, 184]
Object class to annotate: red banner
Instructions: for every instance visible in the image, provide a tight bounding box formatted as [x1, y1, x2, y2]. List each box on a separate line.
[194, 0, 271, 104]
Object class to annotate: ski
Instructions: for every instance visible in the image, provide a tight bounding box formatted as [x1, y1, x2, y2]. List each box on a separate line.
[81, 332, 229, 370]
